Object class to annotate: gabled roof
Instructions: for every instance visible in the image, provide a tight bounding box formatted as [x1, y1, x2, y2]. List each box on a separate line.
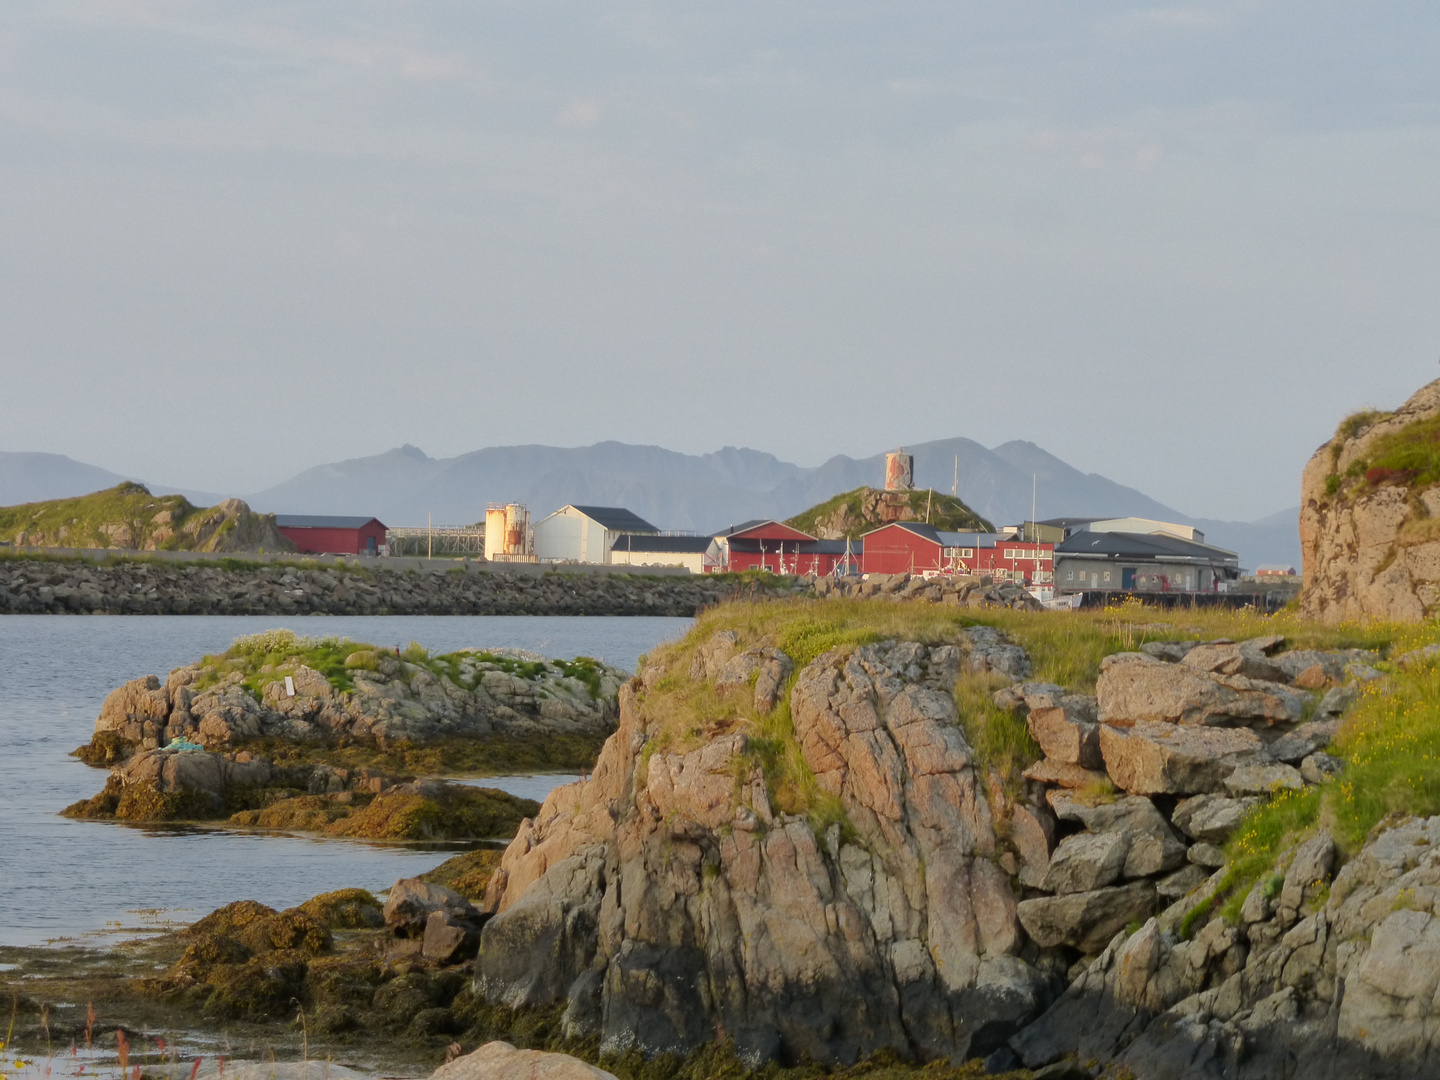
[275, 515, 385, 530]
[861, 520, 942, 543]
[1055, 530, 1237, 563]
[611, 534, 714, 554]
[563, 505, 660, 533]
[719, 520, 816, 542]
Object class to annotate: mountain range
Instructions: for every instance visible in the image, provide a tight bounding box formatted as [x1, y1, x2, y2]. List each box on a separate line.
[0, 441, 1302, 568]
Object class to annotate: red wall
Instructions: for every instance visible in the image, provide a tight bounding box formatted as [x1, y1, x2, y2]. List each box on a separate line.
[861, 526, 942, 575]
[277, 523, 386, 555]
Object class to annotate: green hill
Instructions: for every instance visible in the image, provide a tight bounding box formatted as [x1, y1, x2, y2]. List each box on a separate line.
[786, 486, 993, 540]
[0, 483, 295, 553]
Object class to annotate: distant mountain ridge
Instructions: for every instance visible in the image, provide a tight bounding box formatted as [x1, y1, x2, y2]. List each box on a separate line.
[0, 442, 1302, 568]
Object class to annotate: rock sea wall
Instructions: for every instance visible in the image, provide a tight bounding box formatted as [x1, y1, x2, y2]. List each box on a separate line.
[0, 557, 769, 616]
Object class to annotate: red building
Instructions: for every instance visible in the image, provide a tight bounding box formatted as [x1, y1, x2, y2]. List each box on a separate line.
[713, 520, 860, 576]
[275, 515, 388, 556]
[860, 523, 1053, 583]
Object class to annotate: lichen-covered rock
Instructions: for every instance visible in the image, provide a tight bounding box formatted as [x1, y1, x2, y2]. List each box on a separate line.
[1097, 652, 1308, 728]
[476, 634, 1050, 1066]
[1007, 815, 1440, 1079]
[1098, 721, 1266, 795]
[1015, 882, 1157, 953]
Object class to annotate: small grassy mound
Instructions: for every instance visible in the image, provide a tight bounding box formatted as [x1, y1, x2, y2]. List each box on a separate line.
[0, 482, 291, 553]
[786, 486, 993, 539]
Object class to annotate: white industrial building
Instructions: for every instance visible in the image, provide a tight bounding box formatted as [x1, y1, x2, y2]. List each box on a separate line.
[532, 505, 660, 564]
[608, 534, 720, 574]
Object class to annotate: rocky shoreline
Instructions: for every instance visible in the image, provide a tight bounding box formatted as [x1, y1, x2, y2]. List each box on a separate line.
[64, 631, 632, 841]
[17, 599, 1440, 1080]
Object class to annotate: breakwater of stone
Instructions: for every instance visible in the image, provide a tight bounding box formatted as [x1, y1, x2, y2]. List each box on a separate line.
[0, 556, 794, 616]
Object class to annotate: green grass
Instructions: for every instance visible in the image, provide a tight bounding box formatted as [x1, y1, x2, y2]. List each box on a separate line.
[194, 629, 374, 696]
[1329, 661, 1440, 849]
[1211, 633, 1440, 923]
[1358, 412, 1440, 490]
[0, 482, 287, 553]
[953, 672, 1041, 793]
[784, 486, 993, 539]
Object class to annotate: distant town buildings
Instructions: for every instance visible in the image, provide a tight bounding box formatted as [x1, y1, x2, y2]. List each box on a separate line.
[295, 462, 1247, 605]
[1047, 518, 1240, 595]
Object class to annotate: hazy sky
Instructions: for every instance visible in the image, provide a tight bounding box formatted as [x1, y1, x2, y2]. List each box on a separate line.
[1, 2, 1437, 520]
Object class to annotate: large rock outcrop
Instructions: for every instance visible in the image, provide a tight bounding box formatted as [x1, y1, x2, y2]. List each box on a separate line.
[1301, 377, 1440, 623]
[471, 623, 1405, 1073]
[475, 631, 1058, 1066]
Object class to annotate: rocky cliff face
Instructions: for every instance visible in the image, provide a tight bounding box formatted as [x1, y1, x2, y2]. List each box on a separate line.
[469, 620, 1440, 1076]
[1300, 377, 1440, 623]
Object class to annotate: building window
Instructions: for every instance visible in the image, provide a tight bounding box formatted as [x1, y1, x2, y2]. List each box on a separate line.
[1103, 570, 1111, 582]
[1066, 569, 1073, 581]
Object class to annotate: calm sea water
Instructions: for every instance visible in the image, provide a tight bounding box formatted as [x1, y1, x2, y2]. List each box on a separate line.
[0, 614, 689, 947]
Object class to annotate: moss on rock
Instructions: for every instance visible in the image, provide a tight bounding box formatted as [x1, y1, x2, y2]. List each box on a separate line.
[326, 785, 538, 841]
[298, 888, 385, 929]
[421, 848, 505, 901]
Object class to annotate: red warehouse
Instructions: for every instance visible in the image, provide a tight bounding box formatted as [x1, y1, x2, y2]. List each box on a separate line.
[714, 520, 860, 576]
[861, 523, 1053, 582]
[275, 515, 388, 556]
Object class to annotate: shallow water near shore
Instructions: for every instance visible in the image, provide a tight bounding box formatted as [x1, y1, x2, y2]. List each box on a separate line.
[0, 614, 688, 947]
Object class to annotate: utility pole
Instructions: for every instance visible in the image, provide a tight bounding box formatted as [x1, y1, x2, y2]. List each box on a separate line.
[926, 488, 933, 524]
[428, 512, 433, 561]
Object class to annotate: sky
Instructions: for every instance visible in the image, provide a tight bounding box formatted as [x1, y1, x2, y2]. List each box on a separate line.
[1, 2, 1437, 521]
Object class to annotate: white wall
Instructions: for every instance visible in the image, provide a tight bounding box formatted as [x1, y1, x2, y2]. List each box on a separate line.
[609, 548, 704, 573]
[533, 507, 612, 563]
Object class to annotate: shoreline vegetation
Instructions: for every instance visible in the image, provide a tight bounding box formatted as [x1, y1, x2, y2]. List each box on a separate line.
[9, 596, 1440, 1079]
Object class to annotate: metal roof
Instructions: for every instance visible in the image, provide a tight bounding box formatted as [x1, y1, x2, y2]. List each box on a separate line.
[939, 531, 997, 548]
[564, 505, 660, 533]
[716, 519, 769, 536]
[611, 534, 713, 553]
[862, 521, 1000, 548]
[1055, 530, 1237, 563]
[274, 515, 385, 530]
[718, 520, 817, 541]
